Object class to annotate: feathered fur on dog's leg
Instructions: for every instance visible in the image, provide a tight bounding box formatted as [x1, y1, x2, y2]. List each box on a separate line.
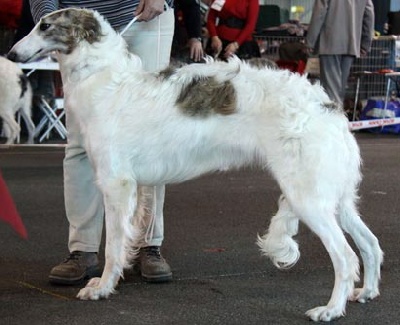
[77, 177, 140, 300]
[257, 195, 300, 269]
[292, 198, 360, 322]
[337, 197, 383, 303]
[132, 185, 160, 250]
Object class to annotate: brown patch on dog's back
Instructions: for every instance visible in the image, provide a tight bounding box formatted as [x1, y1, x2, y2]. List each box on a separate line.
[177, 77, 237, 117]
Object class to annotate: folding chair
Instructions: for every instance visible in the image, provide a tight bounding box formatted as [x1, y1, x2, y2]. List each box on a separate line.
[19, 57, 66, 143]
[33, 97, 66, 143]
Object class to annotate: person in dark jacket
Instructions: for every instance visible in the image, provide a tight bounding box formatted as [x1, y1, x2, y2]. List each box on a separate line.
[173, 0, 204, 62]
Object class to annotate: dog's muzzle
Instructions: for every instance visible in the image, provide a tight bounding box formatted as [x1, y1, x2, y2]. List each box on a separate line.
[7, 51, 18, 62]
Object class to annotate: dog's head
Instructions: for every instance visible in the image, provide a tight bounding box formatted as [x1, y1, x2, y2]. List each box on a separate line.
[8, 8, 103, 63]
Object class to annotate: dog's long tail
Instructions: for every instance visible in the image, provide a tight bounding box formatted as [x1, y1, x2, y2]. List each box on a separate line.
[257, 195, 300, 269]
[170, 56, 241, 86]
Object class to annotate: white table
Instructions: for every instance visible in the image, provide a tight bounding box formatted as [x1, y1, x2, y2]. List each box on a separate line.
[18, 56, 59, 75]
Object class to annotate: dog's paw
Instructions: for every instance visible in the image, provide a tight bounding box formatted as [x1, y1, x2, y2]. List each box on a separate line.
[76, 279, 113, 301]
[86, 277, 101, 288]
[306, 305, 344, 322]
[77, 286, 102, 300]
[76, 277, 116, 300]
[350, 287, 380, 303]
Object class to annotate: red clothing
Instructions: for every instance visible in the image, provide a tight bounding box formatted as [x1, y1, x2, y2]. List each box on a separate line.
[207, 0, 259, 45]
[0, 0, 22, 29]
[0, 171, 27, 239]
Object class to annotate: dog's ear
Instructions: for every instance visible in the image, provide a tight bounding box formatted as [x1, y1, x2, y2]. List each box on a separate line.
[69, 9, 102, 44]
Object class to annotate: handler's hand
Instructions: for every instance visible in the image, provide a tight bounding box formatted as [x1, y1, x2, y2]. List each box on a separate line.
[188, 38, 204, 62]
[223, 42, 238, 59]
[135, 0, 164, 21]
[211, 36, 222, 58]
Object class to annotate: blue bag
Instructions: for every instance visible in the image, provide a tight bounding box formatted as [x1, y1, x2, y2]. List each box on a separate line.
[360, 99, 400, 134]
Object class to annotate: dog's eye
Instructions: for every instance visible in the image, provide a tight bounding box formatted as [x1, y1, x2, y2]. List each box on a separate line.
[40, 23, 51, 31]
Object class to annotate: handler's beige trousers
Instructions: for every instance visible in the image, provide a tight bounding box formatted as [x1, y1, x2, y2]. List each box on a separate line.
[65, 8, 175, 253]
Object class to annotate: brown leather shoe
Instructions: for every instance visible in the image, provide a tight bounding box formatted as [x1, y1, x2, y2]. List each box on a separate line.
[48, 251, 102, 285]
[138, 246, 172, 283]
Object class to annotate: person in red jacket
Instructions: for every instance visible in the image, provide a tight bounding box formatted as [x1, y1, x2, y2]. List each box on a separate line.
[206, 0, 260, 60]
[0, 0, 22, 54]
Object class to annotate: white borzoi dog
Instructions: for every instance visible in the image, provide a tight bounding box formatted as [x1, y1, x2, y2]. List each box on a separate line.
[8, 8, 383, 322]
[0, 56, 35, 144]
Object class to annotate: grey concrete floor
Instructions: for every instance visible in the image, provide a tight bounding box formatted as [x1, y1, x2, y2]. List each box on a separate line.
[0, 132, 399, 325]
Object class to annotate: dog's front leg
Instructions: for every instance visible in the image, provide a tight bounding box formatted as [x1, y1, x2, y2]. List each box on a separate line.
[77, 178, 139, 300]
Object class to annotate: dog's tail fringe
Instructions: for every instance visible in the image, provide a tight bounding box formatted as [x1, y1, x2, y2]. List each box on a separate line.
[257, 232, 300, 269]
[257, 196, 300, 269]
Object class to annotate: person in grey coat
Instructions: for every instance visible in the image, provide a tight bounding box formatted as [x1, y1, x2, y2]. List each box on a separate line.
[306, 0, 375, 105]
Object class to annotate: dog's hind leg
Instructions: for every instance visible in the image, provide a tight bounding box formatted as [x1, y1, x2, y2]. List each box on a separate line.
[337, 197, 383, 303]
[0, 112, 20, 144]
[19, 104, 35, 144]
[257, 195, 300, 269]
[291, 199, 360, 322]
[77, 177, 140, 300]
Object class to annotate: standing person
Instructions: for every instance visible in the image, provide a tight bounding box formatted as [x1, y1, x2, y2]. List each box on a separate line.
[29, 0, 175, 285]
[206, 0, 260, 60]
[173, 0, 204, 63]
[306, 0, 375, 105]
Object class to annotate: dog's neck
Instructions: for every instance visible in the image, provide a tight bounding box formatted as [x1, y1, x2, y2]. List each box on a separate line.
[58, 32, 133, 84]
[58, 53, 107, 83]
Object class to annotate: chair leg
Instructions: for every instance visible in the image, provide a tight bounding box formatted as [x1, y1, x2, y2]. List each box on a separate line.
[34, 97, 67, 143]
[352, 76, 361, 121]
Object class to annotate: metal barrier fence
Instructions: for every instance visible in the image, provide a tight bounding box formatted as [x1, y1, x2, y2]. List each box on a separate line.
[254, 35, 400, 102]
[348, 36, 399, 101]
[255, 34, 306, 61]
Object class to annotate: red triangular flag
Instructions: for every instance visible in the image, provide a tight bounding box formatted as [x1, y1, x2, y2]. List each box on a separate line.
[0, 171, 28, 239]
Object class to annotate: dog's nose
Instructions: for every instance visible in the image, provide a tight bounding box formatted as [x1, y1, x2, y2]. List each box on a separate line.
[7, 51, 17, 62]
